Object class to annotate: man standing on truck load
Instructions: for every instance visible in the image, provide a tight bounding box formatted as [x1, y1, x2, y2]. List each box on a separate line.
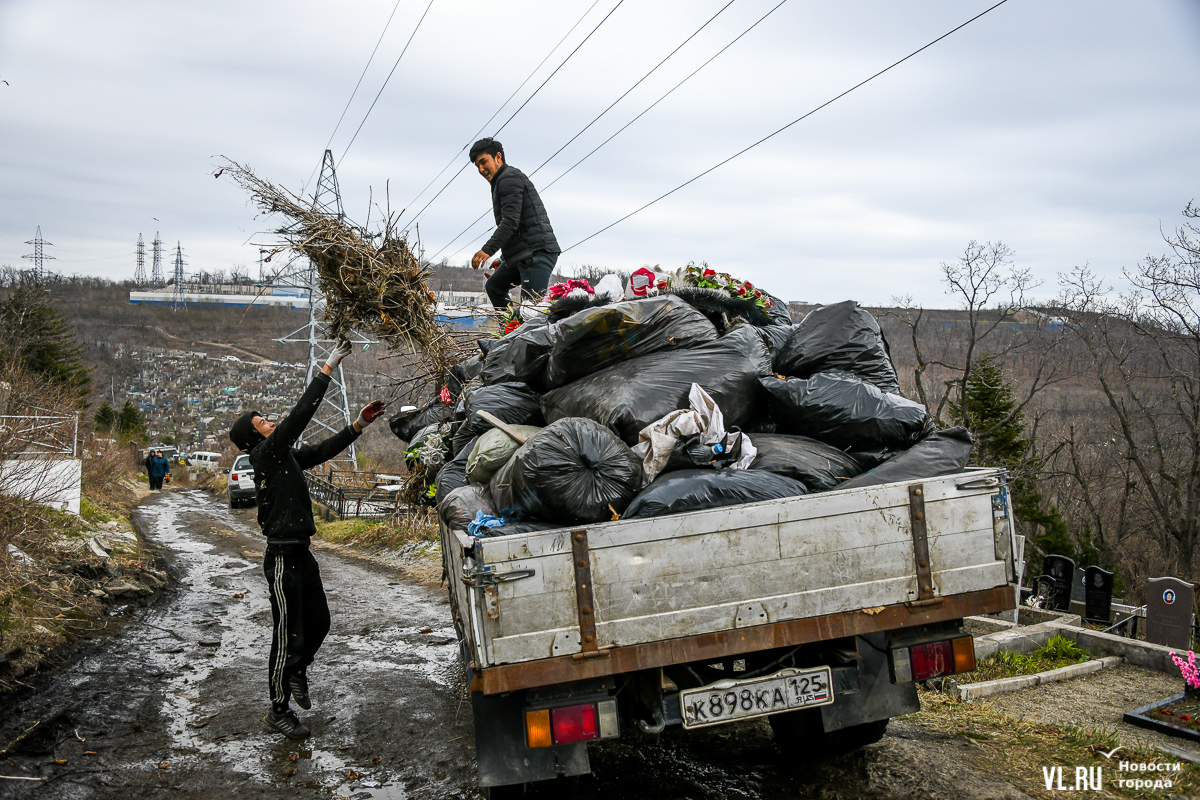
[468, 138, 561, 310]
[228, 340, 386, 739]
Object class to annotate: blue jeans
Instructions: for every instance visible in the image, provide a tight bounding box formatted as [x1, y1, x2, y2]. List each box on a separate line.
[485, 250, 558, 310]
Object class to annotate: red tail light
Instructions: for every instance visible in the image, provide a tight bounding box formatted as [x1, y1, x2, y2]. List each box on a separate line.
[910, 641, 954, 680]
[892, 635, 976, 683]
[230, 473, 238, 481]
[551, 704, 598, 744]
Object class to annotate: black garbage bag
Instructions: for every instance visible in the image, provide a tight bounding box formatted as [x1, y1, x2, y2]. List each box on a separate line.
[545, 295, 718, 388]
[451, 383, 544, 455]
[446, 355, 484, 401]
[749, 433, 864, 492]
[390, 400, 450, 442]
[838, 427, 974, 490]
[438, 484, 497, 531]
[763, 291, 793, 325]
[435, 435, 478, 502]
[479, 321, 557, 391]
[741, 322, 792, 355]
[542, 324, 772, 445]
[489, 418, 643, 524]
[623, 469, 807, 519]
[761, 372, 933, 450]
[774, 300, 900, 394]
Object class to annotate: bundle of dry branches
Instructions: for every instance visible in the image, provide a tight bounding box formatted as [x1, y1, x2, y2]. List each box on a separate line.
[221, 158, 479, 379]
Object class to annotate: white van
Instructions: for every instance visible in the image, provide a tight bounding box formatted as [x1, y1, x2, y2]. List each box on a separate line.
[189, 451, 223, 472]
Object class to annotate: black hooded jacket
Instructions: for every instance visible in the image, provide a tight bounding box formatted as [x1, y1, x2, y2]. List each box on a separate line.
[243, 372, 360, 543]
[481, 164, 560, 265]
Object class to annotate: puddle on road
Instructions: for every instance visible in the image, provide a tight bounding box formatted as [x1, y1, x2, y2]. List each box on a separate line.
[131, 490, 462, 793]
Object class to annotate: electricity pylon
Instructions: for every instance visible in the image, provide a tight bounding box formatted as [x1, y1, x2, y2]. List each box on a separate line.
[134, 234, 147, 286]
[171, 243, 187, 311]
[150, 233, 164, 287]
[273, 149, 373, 472]
[22, 226, 55, 281]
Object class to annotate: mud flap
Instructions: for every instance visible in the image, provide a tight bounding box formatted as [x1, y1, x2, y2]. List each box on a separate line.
[821, 632, 918, 732]
[471, 691, 590, 788]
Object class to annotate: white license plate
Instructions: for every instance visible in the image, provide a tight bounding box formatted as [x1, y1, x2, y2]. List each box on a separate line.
[680, 666, 833, 729]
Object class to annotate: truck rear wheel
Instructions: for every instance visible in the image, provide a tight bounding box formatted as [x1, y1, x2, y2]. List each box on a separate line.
[768, 708, 889, 756]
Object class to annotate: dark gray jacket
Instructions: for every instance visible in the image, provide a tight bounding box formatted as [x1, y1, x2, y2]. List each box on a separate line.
[481, 164, 560, 264]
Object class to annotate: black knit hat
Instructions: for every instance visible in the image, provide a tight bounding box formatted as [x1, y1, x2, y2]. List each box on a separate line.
[229, 410, 265, 453]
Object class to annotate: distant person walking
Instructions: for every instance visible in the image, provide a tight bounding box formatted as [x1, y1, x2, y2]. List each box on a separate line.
[228, 340, 386, 740]
[468, 138, 561, 310]
[147, 450, 170, 490]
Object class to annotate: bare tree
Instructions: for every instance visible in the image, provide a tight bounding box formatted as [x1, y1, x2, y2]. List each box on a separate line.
[1054, 204, 1200, 576]
[887, 240, 1072, 436]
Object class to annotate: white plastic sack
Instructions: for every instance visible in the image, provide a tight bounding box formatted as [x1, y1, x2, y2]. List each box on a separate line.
[632, 383, 756, 485]
[594, 273, 624, 302]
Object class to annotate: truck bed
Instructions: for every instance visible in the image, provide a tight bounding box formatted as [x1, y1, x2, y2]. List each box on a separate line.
[443, 468, 1017, 693]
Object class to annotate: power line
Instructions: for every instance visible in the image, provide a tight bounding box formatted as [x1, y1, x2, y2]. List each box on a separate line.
[564, 0, 1011, 253]
[527, 0, 737, 180]
[337, 0, 437, 168]
[399, 0, 602, 218]
[428, 0, 749, 262]
[303, 0, 406, 194]
[403, 0, 625, 231]
[541, 0, 788, 193]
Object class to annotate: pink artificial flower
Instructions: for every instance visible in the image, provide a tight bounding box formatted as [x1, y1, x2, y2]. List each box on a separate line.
[439, 385, 452, 404]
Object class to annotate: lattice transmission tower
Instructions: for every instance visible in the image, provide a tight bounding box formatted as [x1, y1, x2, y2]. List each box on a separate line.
[22, 226, 55, 282]
[133, 234, 147, 286]
[171, 243, 187, 311]
[274, 149, 373, 471]
[150, 233, 164, 287]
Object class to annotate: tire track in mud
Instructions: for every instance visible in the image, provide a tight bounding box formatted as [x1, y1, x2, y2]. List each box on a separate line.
[0, 490, 477, 799]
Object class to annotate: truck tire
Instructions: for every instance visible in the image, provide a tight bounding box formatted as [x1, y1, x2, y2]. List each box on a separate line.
[768, 708, 889, 756]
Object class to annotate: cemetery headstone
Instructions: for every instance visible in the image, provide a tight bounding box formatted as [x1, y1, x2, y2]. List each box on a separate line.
[1071, 568, 1086, 604]
[1083, 566, 1114, 624]
[1033, 575, 1056, 608]
[1042, 555, 1076, 612]
[1146, 577, 1195, 650]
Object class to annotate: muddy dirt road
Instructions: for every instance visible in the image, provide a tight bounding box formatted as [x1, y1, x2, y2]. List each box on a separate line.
[1, 490, 1034, 800]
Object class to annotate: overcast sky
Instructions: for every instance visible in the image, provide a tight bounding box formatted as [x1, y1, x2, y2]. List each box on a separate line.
[1, 0, 1198, 306]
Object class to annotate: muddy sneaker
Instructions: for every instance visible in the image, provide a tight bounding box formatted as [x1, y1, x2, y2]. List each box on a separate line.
[288, 673, 311, 710]
[262, 708, 311, 739]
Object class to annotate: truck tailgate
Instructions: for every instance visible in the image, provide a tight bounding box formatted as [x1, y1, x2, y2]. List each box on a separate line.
[445, 468, 1015, 672]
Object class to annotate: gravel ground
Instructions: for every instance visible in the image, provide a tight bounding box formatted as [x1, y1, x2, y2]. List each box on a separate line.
[984, 662, 1200, 757]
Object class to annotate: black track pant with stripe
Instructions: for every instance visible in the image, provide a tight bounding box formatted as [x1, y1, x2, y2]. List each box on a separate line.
[263, 544, 330, 707]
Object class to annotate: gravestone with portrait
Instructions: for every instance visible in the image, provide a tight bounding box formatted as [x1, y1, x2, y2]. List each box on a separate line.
[1083, 566, 1114, 624]
[1145, 577, 1195, 650]
[1042, 555, 1075, 612]
[1071, 568, 1086, 604]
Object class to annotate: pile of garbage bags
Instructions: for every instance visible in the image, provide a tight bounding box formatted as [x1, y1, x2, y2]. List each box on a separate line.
[391, 280, 975, 537]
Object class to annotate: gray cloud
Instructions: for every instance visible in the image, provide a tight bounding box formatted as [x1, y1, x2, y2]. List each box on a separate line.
[1, 0, 1197, 306]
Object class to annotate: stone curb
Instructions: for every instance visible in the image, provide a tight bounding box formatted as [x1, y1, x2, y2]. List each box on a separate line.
[970, 619, 1180, 674]
[946, 656, 1124, 702]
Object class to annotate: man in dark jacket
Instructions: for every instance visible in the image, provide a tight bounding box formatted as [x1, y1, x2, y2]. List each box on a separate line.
[468, 138, 561, 309]
[228, 341, 385, 739]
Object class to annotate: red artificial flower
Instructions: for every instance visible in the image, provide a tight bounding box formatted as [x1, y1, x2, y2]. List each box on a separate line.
[754, 290, 762, 298]
[439, 385, 452, 404]
[703, 268, 716, 277]
[737, 286, 747, 295]
[1165, 709, 1176, 715]
[745, 282, 753, 289]
[504, 319, 522, 335]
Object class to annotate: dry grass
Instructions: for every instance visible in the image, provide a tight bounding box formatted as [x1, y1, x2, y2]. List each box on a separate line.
[909, 688, 1200, 797]
[312, 508, 438, 551]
